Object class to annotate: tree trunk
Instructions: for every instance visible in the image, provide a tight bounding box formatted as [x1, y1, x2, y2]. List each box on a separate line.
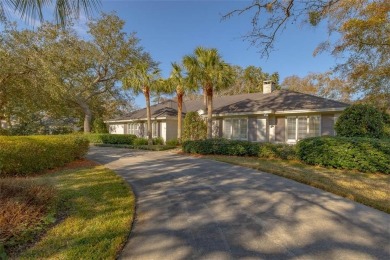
[206, 87, 213, 139]
[144, 87, 153, 145]
[177, 92, 183, 143]
[77, 100, 92, 133]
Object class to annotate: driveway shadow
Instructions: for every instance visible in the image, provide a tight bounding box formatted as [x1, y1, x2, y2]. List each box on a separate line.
[88, 147, 390, 260]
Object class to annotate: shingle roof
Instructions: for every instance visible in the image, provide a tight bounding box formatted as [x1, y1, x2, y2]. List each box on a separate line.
[110, 100, 180, 121]
[108, 90, 348, 121]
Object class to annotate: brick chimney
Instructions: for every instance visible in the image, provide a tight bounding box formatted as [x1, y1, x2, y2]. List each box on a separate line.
[263, 80, 275, 94]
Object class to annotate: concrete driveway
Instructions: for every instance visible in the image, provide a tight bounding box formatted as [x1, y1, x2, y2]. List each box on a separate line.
[87, 146, 390, 260]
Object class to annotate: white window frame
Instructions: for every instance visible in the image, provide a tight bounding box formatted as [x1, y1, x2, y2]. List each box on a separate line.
[152, 121, 158, 138]
[223, 117, 248, 140]
[127, 122, 138, 135]
[286, 115, 321, 143]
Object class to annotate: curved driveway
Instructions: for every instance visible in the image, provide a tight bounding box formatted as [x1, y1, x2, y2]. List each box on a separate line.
[87, 146, 390, 260]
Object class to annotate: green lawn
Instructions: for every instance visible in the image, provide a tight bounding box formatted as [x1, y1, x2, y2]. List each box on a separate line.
[203, 155, 390, 213]
[1, 164, 135, 259]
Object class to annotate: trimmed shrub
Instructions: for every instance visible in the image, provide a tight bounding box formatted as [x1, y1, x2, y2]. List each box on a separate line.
[183, 112, 207, 141]
[133, 138, 148, 146]
[183, 139, 298, 160]
[0, 135, 89, 176]
[166, 138, 180, 146]
[297, 136, 390, 173]
[258, 143, 298, 160]
[153, 137, 164, 145]
[92, 118, 109, 133]
[335, 104, 386, 138]
[86, 134, 136, 145]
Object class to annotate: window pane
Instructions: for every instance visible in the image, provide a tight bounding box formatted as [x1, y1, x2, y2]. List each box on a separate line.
[298, 117, 307, 139]
[232, 119, 240, 139]
[240, 119, 248, 139]
[287, 118, 296, 140]
[152, 122, 158, 137]
[309, 116, 320, 137]
[223, 119, 231, 139]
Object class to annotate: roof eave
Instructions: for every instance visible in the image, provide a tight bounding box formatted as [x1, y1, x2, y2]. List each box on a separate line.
[105, 116, 168, 123]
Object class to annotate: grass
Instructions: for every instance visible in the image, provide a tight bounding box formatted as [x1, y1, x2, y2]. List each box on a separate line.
[202, 155, 390, 213]
[0, 162, 135, 259]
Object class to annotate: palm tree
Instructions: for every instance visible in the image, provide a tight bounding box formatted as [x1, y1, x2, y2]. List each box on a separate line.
[124, 61, 160, 145]
[0, 0, 100, 27]
[164, 62, 193, 143]
[183, 47, 235, 139]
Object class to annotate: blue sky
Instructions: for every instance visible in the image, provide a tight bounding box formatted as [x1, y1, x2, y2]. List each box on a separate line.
[99, 1, 338, 107]
[5, 0, 340, 107]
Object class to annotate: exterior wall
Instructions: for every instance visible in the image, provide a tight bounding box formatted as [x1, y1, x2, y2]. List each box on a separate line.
[165, 119, 178, 141]
[275, 116, 285, 142]
[109, 124, 125, 134]
[321, 114, 335, 136]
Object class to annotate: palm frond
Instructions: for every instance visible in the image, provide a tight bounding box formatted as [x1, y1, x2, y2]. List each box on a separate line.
[6, 0, 100, 27]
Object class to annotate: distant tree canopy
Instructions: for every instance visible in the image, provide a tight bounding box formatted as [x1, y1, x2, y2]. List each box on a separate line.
[216, 66, 279, 96]
[0, 13, 148, 133]
[281, 72, 352, 103]
[224, 0, 390, 111]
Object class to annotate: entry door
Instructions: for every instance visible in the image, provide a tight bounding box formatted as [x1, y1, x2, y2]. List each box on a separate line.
[256, 118, 267, 142]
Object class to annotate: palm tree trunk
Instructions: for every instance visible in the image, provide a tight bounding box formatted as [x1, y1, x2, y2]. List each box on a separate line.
[206, 87, 213, 139]
[177, 92, 183, 143]
[144, 87, 153, 145]
[203, 88, 207, 112]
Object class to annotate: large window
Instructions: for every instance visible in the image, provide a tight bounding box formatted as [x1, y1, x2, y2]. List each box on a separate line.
[223, 118, 248, 140]
[128, 123, 138, 135]
[152, 121, 158, 137]
[129, 122, 157, 138]
[287, 117, 296, 140]
[287, 116, 321, 141]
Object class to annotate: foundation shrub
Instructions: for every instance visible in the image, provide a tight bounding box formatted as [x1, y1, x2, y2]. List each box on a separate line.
[86, 134, 136, 145]
[297, 136, 390, 173]
[258, 143, 298, 160]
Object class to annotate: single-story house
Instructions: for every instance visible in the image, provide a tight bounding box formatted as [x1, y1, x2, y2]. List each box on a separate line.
[106, 81, 349, 144]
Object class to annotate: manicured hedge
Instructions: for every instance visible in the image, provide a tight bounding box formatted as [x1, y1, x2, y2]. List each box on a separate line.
[182, 139, 297, 160]
[258, 142, 298, 160]
[85, 134, 137, 145]
[0, 135, 89, 176]
[94, 144, 177, 151]
[297, 136, 390, 173]
[183, 139, 258, 156]
[132, 137, 164, 146]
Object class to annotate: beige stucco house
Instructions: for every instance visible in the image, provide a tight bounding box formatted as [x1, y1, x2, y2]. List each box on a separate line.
[106, 81, 348, 144]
